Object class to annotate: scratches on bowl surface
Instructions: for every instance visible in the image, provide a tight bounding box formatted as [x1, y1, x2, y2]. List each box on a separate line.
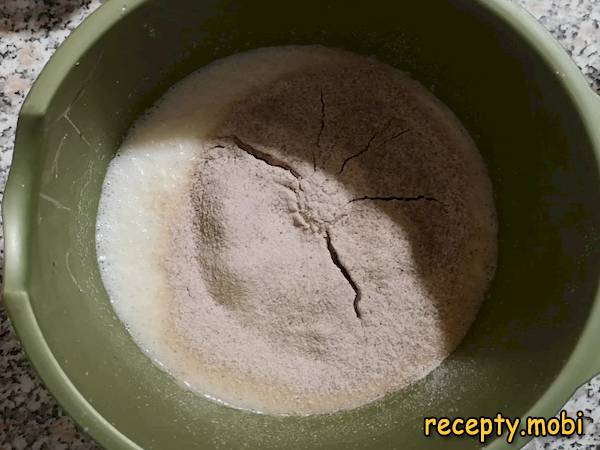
[49, 133, 67, 179]
[39, 192, 71, 212]
[65, 250, 84, 293]
[63, 115, 93, 148]
[48, 49, 105, 150]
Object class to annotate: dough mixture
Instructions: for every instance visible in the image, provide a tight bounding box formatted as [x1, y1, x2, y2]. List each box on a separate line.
[96, 46, 497, 415]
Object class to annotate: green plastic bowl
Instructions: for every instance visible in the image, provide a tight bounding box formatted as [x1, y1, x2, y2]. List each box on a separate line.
[3, 0, 600, 448]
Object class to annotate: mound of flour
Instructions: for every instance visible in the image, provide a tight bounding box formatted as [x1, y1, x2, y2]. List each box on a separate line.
[97, 46, 497, 415]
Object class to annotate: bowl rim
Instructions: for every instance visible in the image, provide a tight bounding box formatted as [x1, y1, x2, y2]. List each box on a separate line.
[3, 0, 600, 449]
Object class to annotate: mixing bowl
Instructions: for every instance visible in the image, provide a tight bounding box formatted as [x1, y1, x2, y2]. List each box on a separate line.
[3, 0, 600, 448]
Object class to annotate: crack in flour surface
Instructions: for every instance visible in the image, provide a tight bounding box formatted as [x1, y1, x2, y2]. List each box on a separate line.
[96, 46, 497, 415]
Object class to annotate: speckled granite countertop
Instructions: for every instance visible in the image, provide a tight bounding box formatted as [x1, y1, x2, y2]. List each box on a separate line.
[0, 1, 599, 449]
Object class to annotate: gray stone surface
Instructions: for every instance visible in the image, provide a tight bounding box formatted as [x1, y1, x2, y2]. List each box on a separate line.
[0, 1, 598, 448]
